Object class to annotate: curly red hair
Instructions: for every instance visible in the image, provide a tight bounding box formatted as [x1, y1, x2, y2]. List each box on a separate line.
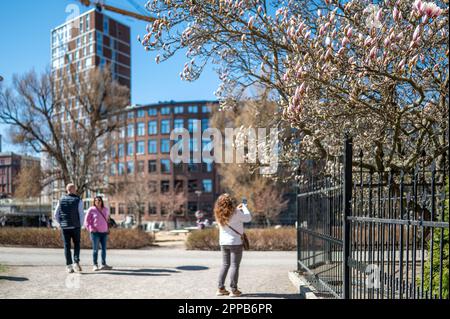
[214, 193, 236, 226]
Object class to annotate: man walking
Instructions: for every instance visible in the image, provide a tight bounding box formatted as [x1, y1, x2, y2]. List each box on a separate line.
[54, 184, 84, 273]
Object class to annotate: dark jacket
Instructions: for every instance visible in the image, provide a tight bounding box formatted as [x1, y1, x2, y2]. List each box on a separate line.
[56, 194, 82, 229]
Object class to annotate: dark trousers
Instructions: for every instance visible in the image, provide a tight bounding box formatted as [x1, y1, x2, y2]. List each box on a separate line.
[218, 245, 243, 290]
[90, 232, 108, 266]
[61, 228, 81, 265]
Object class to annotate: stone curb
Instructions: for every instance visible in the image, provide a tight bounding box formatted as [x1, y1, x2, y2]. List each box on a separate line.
[288, 271, 320, 299]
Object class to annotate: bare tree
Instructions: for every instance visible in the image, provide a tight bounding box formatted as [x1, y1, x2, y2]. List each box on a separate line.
[159, 189, 187, 229]
[252, 182, 289, 226]
[14, 162, 43, 200]
[0, 67, 130, 196]
[108, 172, 154, 228]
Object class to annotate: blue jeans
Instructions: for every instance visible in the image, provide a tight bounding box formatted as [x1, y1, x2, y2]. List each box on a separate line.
[61, 228, 81, 266]
[90, 232, 108, 266]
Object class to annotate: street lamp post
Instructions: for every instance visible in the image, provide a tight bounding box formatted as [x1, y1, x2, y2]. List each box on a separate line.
[195, 190, 202, 213]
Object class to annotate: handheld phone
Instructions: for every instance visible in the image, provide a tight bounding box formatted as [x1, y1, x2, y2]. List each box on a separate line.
[242, 198, 247, 205]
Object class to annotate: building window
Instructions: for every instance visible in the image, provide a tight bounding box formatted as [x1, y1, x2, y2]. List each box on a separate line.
[127, 161, 134, 174]
[174, 106, 184, 114]
[188, 119, 199, 133]
[148, 108, 157, 116]
[137, 122, 145, 136]
[118, 163, 125, 175]
[127, 124, 135, 137]
[161, 139, 170, 153]
[174, 119, 184, 132]
[161, 159, 171, 173]
[174, 180, 184, 192]
[148, 203, 157, 215]
[148, 181, 157, 193]
[137, 109, 145, 118]
[118, 144, 124, 157]
[128, 111, 135, 119]
[188, 163, 198, 173]
[110, 163, 116, 176]
[148, 160, 157, 173]
[201, 119, 210, 131]
[203, 162, 213, 173]
[188, 180, 198, 192]
[148, 120, 158, 135]
[202, 105, 211, 113]
[136, 141, 145, 155]
[188, 202, 198, 214]
[148, 140, 157, 154]
[137, 161, 145, 173]
[110, 204, 116, 215]
[127, 142, 134, 156]
[161, 107, 170, 115]
[174, 163, 184, 173]
[188, 106, 198, 113]
[161, 181, 170, 193]
[104, 17, 109, 34]
[161, 120, 171, 134]
[86, 15, 90, 31]
[119, 126, 126, 139]
[203, 179, 213, 193]
[119, 203, 126, 215]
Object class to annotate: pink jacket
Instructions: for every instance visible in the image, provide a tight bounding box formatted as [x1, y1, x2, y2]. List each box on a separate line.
[84, 206, 110, 233]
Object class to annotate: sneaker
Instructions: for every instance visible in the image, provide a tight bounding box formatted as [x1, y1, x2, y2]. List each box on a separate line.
[216, 288, 230, 296]
[100, 264, 113, 270]
[66, 265, 74, 273]
[73, 263, 82, 272]
[92, 265, 100, 272]
[230, 289, 242, 297]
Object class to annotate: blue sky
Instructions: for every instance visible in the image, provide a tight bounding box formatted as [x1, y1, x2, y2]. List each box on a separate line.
[0, 0, 220, 153]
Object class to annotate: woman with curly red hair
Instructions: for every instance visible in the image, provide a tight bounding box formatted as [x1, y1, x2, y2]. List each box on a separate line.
[214, 193, 252, 297]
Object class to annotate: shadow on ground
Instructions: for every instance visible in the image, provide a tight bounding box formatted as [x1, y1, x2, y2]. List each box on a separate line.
[176, 266, 209, 271]
[0, 276, 29, 282]
[82, 268, 178, 277]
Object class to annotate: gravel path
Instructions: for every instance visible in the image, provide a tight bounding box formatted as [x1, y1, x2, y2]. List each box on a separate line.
[0, 246, 300, 299]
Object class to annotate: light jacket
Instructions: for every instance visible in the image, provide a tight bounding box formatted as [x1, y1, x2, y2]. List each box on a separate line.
[84, 206, 110, 234]
[219, 205, 252, 246]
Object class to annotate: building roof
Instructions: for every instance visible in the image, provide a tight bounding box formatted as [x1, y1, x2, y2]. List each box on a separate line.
[0, 152, 40, 162]
[124, 100, 219, 111]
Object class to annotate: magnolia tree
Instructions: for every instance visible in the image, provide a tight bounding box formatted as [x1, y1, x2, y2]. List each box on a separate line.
[140, 0, 448, 175]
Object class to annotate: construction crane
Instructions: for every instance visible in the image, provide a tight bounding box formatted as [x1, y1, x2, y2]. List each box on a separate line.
[78, 0, 156, 23]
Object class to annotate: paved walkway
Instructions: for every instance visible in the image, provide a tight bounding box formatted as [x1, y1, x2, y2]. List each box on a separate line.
[0, 246, 300, 299]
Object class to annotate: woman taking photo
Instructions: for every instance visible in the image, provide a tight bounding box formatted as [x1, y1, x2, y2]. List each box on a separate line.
[84, 196, 113, 271]
[214, 194, 252, 297]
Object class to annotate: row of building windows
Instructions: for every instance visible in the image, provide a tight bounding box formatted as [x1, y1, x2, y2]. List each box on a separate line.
[110, 160, 213, 175]
[110, 178, 212, 194]
[117, 119, 210, 138]
[113, 138, 214, 157]
[122, 105, 212, 119]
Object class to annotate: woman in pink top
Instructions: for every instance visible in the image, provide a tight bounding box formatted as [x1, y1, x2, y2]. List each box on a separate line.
[84, 196, 113, 271]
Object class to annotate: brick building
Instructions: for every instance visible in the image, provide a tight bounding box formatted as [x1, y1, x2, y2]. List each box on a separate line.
[107, 101, 221, 226]
[0, 152, 40, 198]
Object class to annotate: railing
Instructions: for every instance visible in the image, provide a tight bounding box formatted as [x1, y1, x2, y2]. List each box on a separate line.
[297, 137, 449, 299]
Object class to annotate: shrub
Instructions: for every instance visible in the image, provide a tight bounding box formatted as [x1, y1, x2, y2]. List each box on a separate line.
[0, 228, 154, 249]
[423, 178, 449, 299]
[185, 227, 296, 251]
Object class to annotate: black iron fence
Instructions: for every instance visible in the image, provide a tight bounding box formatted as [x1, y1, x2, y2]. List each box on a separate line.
[297, 138, 449, 299]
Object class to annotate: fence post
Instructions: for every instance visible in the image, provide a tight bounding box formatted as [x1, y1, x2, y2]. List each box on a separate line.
[343, 135, 353, 299]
